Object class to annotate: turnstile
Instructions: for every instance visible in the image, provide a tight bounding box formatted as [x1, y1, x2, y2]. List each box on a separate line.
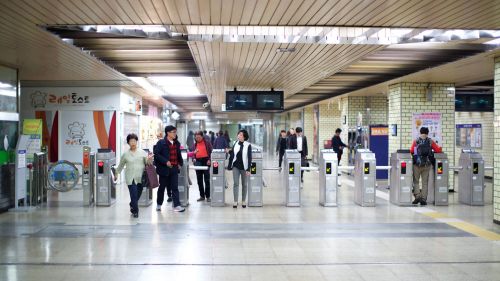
[96, 150, 116, 206]
[458, 150, 485, 206]
[319, 149, 338, 207]
[248, 148, 263, 207]
[389, 151, 413, 206]
[82, 146, 95, 207]
[178, 149, 190, 207]
[283, 150, 301, 207]
[427, 153, 449, 206]
[210, 149, 226, 207]
[354, 149, 376, 207]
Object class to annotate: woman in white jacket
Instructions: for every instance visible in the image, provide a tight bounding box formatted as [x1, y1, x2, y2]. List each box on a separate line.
[227, 129, 252, 208]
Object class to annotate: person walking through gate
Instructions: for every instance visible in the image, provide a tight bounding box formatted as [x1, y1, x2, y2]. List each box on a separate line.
[227, 129, 252, 208]
[191, 131, 213, 202]
[154, 125, 185, 212]
[410, 127, 442, 206]
[331, 128, 348, 165]
[288, 127, 308, 182]
[276, 130, 287, 170]
[213, 130, 228, 149]
[114, 133, 153, 218]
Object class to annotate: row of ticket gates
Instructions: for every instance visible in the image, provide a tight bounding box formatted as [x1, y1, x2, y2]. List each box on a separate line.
[87, 147, 490, 208]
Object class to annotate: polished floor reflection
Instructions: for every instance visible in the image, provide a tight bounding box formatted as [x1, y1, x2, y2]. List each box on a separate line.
[0, 158, 499, 281]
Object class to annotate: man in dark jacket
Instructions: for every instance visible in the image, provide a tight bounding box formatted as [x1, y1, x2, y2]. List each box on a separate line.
[190, 131, 213, 202]
[154, 125, 185, 212]
[289, 127, 308, 182]
[276, 130, 287, 169]
[213, 130, 228, 149]
[331, 128, 348, 165]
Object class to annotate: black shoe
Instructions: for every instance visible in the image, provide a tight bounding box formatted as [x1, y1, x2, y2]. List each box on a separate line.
[167, 197, 173, 202]
[197, 197, 205, 202]
[412, 198, 420, 204]
[133, 213, 138, 218]
[301, 178, 304, 183]
[207, 198, 211, 202]
[420, 199, 427, 206]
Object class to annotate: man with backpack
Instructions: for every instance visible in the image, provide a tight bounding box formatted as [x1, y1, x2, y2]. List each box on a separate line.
[410, 127, 442, 205]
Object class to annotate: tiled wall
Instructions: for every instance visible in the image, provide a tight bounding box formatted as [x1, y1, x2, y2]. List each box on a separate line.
[455, 112, 494, 178]
[388, 82, 455, 187]
[319, 102, 342, 149]
[494, 57, 500, 223]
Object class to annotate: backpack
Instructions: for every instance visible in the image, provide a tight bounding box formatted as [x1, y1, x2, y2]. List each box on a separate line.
[414, 138, 432, 167]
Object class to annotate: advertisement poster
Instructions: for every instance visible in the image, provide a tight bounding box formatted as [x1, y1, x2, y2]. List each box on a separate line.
[456, 124, 481, 148]
[412, 112, 442, 144]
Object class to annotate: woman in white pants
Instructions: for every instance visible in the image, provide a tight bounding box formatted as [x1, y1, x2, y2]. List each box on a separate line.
[227, 129, 252, 208]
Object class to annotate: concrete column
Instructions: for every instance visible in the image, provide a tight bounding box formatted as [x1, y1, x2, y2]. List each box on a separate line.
[388, 82, 455, 187]
[494, 58, 500, 224]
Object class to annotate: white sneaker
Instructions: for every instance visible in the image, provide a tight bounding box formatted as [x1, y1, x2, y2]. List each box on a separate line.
[173, 206, 185, 212]
[156, 204, 161, 211]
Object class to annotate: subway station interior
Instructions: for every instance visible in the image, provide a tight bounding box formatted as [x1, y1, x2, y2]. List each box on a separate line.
[1, 1, 500, 280]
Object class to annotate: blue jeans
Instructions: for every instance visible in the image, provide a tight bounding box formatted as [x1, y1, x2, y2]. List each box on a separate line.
[128, 180, 143, 214]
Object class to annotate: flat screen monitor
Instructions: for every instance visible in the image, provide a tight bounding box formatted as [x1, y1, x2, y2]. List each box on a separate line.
[225, 90, 284, 111]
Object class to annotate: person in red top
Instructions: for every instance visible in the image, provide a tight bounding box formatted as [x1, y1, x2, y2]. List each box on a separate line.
[410, 127, 442, 205]
[190, 131, 213, 202]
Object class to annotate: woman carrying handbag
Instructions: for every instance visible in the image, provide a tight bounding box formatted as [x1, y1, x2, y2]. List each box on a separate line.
[114, 133, 153, 218]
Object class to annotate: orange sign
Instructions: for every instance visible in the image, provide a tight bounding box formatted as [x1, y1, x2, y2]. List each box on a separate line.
[371, 127, 388, 136]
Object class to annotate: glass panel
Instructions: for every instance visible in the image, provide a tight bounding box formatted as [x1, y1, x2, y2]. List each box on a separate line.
[0, 65, 17, 113]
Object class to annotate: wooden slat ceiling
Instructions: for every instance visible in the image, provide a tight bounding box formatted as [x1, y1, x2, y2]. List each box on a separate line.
[3, 0, 499, 29]
[189, 42, 384, 111]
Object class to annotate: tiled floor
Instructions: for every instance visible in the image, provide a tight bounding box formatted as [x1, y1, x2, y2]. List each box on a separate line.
[0, 158, 499, 280]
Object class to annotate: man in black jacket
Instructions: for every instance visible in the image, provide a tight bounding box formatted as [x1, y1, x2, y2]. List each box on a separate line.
[154, 125, 185, 212]
[289, 127, 308, 182]
[276, 130, 287, 169]
[331, 128, 348, 165]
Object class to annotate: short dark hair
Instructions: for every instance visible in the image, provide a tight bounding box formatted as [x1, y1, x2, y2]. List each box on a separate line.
[335, 128, 342, 134]
[194, 131, 204, 137]
[280, 130, 286, 133]
[165, 125, 176, 134]
[126, 133, 138, 144]
[238, 129, 249, 141]
[295, 127, 303, 133]
[218, 130, 223, 135]
[420, 127, 429, 135]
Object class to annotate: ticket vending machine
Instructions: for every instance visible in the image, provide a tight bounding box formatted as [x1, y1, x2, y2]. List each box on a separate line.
[353, 149, 376, 207]
[283, 150, 301, 207]
[248, 148, 263, 207]
[427, 153, 449, 206]
[458, 150, 485, 206]
[389, 151, 413, 206]
[319, 149, 338, 207]
[210, 149, 226, 207]
[96, 150, 116, 206]
[178, 149, 190, 207]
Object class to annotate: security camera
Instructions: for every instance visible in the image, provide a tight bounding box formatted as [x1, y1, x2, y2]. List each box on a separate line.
[202, 102, 210, 108]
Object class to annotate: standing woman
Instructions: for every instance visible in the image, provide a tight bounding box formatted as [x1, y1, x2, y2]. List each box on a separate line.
[227, 129, 252, 208]
[114, 133, 152, 218]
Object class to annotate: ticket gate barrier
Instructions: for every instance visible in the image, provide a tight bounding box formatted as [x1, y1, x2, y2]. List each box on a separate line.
[458, 150, 485, 206]
[32, 152, 48, 206]
[353, 149, 376, 207]
[82, 146, 96, 207]
[284, 150, 301, 207]
[210, 149, 226, 207]
[178, 149, 190, 207]
[248, 148, 263, 207]
[319, 149, 338, 207]
[389, 151, 414, 206]
[427, 153, 449, 206]
[96, 150, 116, 206]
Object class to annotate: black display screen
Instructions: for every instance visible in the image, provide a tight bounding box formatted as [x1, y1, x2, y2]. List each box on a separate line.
[251, 162, 257, 174]
[289, 162, 295, 174]
[364, 162, 370, 174]
[473, 162, 479, 174]
[326, 162, 332, 174]
[225, 90, 284, 111]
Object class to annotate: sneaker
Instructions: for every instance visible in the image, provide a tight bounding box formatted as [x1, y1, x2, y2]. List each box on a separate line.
[173, 206, 185, 212]
[207, 198, 211, 202]
[412, 198, 420, 205]
[133, 213, 139, 218]
[233, 202, 237, 208]
[197, 197, 205, 202]
[156, 204, 161, 211]
[167, 197, 173, 203]
[301, 178, 304, 183]
[242, 201, 246, 208]
[420, 199, 427, 206]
